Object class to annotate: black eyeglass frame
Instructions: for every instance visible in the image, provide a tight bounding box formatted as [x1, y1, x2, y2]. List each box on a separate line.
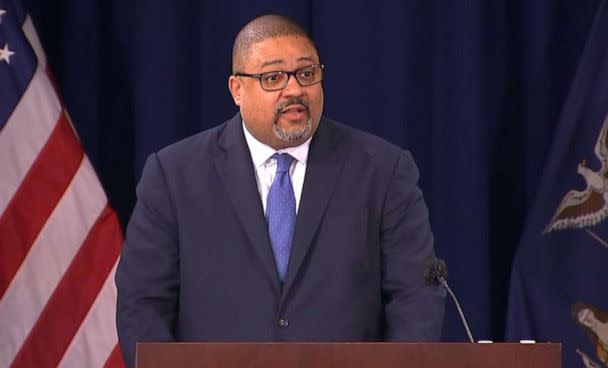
[234, 64, 325, 91]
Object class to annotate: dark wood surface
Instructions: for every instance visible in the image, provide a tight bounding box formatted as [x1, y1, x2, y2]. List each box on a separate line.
[136, 342, 561, 368]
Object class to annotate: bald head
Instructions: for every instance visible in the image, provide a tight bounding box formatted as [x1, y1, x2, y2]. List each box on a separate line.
[232, 15, 316, 73]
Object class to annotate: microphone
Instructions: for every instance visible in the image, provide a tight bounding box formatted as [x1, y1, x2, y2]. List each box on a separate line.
[424, 257, 475, 343]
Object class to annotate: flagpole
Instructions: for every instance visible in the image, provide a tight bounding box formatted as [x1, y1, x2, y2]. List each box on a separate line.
[585, 229, 608, 250]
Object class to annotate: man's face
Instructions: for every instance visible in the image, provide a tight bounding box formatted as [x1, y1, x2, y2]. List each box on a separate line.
[229, 36, 324, 149]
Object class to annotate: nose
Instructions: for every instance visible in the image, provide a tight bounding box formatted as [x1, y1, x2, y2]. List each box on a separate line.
[281, 73, 304, 97]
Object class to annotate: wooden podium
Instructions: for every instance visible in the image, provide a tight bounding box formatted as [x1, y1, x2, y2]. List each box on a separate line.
[136, 342, 561, 368]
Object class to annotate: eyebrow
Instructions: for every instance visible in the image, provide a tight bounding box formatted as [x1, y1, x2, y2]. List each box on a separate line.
[260, 56, 317, 69]
[260, 60, 284, 68]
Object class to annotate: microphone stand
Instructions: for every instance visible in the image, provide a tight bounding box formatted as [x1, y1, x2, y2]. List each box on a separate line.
[439, 276, 474, 343]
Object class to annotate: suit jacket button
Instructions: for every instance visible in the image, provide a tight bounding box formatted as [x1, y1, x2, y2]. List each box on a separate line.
[278, 318, 289, 328]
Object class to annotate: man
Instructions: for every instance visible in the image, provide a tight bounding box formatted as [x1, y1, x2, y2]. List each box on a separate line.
[116, 14, 445, 367]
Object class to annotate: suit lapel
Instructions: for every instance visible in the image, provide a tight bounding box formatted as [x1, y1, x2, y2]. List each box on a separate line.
[213, 114, 280, 292]
[281, 119, 346, 302]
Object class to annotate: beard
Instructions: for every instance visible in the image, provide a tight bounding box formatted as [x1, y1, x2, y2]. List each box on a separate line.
[273, 117, 312, 143]
[272, 97, 313, 143]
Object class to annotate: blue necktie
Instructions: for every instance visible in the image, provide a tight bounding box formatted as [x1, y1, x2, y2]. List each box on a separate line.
[267, 153, 296, 282]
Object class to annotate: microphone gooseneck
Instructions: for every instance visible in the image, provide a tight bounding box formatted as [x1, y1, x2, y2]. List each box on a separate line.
[424, 257, 475, 343]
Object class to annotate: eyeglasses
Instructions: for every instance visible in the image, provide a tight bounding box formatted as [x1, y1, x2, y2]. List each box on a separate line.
[234, 64, 324, 91]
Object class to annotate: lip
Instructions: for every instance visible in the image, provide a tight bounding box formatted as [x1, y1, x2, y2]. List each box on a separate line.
[280, 110, 308, 121]
[280, 105, 307, 114]
[277, 104, 309, 122]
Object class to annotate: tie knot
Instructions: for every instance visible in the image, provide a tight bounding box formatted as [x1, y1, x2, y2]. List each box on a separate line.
[273, 153, 294, 173]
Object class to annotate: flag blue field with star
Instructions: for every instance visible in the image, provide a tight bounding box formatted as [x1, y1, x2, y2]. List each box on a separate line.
[0, 0, 36, 131]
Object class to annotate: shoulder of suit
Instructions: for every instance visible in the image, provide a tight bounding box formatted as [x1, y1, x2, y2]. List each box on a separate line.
[322, 117, 405, 157]
[155, 119, 229, 161]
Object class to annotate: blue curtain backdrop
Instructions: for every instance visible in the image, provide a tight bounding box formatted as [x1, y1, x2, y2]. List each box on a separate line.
[22, 0, 602, 342]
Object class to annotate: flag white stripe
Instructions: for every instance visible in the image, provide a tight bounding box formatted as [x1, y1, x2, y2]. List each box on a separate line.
[59, 261, 120, 368]
[22, 16, 46, 68]
[0, 66, 61, 217]
[0, 157, 107, 367]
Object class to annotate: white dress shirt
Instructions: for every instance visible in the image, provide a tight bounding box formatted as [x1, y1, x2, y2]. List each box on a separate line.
[242, 122, 310, 215]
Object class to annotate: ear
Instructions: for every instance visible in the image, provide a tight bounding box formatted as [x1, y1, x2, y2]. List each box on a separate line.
[228, 75, 242, 106]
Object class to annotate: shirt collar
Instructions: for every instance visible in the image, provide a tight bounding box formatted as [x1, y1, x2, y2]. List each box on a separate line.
[242, 121, 311, 169]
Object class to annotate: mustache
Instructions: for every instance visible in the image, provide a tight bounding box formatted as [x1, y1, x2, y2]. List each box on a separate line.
[275, 97, 310, 114]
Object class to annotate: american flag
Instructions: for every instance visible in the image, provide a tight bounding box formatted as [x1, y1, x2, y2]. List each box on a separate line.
[0, 1, 124, 367]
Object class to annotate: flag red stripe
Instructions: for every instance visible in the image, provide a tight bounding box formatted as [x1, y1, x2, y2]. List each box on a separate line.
[11, 205, 123, 368]
[103, 344, 126, 368]
[0, 112, 83, 300]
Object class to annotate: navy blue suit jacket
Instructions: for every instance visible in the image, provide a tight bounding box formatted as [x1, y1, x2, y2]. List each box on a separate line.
[116, 113, 445, 367]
